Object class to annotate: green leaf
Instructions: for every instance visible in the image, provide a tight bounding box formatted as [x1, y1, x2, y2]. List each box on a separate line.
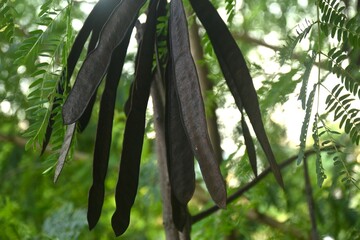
[298, 51, 316, 109]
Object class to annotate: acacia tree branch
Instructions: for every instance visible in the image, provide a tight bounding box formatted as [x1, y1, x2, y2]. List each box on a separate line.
[233, 32, 327, 69]
[233, 32, 282, 52]
[0, 134, 27, 147]
[303, 158, 319, 240]
[246, 209, 307, 240]
[191, 148, 318, 223]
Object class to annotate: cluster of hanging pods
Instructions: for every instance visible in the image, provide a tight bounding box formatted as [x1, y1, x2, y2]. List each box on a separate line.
[41, 0, 283, 236]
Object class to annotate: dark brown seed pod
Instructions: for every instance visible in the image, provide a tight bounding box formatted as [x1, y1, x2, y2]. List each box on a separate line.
[171, 191, 189, 232]
[189, 0, 284, 188]
[165, 59, 195, 206]
[241, 115, 258, 177]
[54, 123, 76, 182]
[87, 26, 133, 230]
[169, 0, 226, 208]
[111, 0, 158, 236]
[62, 0, 146, 125]
[41, 0, 120, 153]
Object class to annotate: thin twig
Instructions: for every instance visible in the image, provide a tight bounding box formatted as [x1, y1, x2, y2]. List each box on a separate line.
[191, 148, 318, 223]
[246, 209, 307, 239]
[303, 158, 319, 240]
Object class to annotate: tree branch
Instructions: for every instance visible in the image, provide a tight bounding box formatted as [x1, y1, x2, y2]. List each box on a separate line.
[303, 158, 319, 240]
[233, 32, 327, 69]
[246, 209, 307, 239]
[191, 148, 318, 223]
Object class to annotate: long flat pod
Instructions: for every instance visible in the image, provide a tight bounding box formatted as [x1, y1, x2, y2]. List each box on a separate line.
[241, 115, 257, 176]
[169, 0, 226, 208]
[111, 0, 158, 236]
[189, 0, 283, 187]
[87, 26, 133, 230]
[41, 0, 120, 153]
[165, 60, 195, 206]
[54, 123, 76, 182]
[77, 0, 123, 132]
[204, 41, 258, 177]
[62, 0, 146, 125]
[171, 191, 189, 231]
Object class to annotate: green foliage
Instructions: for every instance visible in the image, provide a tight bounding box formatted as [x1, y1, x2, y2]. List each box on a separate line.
[0, 197, 34, 239]
[297, 84, 316, 164]
[279, 0, 360, 187]
[0, 0, 17, 43]
[325, 83, 360, 144]
[279, 19, 315, 65]
[312, 114, 327, 187]
[21, 0, 75, 173]
[1, 0, 360, 239]
[318, 0, 360, 47]
[42, 203, 87, 240]
[224, 0, 236, 23]
[298, 51, 317, 109]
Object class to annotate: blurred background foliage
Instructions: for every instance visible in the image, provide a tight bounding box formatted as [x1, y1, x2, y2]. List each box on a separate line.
[0, 0, 359, 239]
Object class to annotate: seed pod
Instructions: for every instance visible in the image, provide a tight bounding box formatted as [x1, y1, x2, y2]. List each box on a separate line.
[87, 26, 133, 230]
[62, 0, 146, 125]
[169, 0, 227, 208]
[189, 0, 284, 187]
[111, 0, 158, 236]
[165, 59, 195, 206]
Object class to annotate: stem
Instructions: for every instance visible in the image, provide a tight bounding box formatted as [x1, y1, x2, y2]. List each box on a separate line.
[303, 158, 319, 240]
[192, 148, 319, 223]
[316, 0, 322, 114]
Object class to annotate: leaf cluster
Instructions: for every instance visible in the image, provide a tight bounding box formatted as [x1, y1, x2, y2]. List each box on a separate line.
[0, 0, 17, 43]
[318, 0, 360, 47]
[20, 0, 74, 172]
[279, 0, 360, 187]
[325, 83, 360, 144]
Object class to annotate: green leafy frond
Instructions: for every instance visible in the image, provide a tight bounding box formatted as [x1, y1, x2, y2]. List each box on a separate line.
[280, 0, 360, 186]
[279, 19, 315, 65]
[225, 0, 236, 23]
[298, 51, 317, 109]
[317, 116, 359, 189]
[318, 0, 360, 47]
[23, 0, 74, 159]
[325, 49, 360, 97]
[312, 114, 327, 187]
[24, 63, 61, 151]
[0, 0, 17, 43]
[15, 0, 73, 65]
[297, 84, 317, 165]
[324, 83, 360, 145]
[155, 10, 169, 69]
